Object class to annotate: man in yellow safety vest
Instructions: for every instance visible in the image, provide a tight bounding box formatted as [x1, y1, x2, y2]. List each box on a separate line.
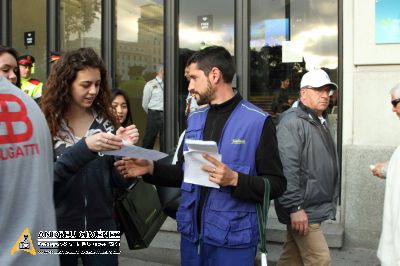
[18, 54, 43, 102]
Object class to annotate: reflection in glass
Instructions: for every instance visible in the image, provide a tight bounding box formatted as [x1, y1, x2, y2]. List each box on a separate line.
[115, 0, 164, 148]
[178, 0, 234, 134]
[11, 0, 47, 82]
[249, 0, 338, 124]
[60, 0, 102, 53]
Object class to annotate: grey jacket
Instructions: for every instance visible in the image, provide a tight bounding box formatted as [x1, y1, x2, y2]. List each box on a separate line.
[274, 102, 339, 224]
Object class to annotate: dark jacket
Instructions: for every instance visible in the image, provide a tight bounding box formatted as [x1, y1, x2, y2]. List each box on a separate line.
[53, 117, 130, 231]
[274, 102, 339, 224]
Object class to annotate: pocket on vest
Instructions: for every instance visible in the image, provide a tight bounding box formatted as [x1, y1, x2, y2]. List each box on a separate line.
[204, 199, 255, 246]
[176, 185, 196, 235]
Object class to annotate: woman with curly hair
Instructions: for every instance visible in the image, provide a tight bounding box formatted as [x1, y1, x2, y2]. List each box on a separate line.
[41, 47, 139, 266]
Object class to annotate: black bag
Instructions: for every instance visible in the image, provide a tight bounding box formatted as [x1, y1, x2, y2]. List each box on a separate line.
[155, 153, 181, 219]
[115, 179, 167, 250]
[156, 186, 180, 219]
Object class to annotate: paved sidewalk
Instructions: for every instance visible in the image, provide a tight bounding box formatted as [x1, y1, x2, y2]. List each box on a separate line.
[118, 231, 381, 266]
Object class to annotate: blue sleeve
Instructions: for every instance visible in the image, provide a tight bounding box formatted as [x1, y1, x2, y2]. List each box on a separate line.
[54, 138, 97, 182]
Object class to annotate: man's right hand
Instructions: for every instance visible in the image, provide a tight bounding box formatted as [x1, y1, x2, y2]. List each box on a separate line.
[371, 162, 388, 179]
[114, 158, 154, 178]
[290, 209, 309, 236]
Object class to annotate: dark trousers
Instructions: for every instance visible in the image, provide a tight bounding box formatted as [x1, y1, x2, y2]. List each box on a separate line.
[180, 237, 257, 266]
[142, 109, 164, 150]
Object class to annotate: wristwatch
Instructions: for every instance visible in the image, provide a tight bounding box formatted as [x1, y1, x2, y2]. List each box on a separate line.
[290, 205, 302, 213]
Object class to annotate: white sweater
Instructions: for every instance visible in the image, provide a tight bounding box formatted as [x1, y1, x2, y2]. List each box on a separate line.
[377, 145, 400, 266]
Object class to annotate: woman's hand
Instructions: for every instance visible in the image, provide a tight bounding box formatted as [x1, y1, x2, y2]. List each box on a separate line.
[114, 157, 154, 178]
[116, 125, 139, 145]
[85, 132, 123, 152]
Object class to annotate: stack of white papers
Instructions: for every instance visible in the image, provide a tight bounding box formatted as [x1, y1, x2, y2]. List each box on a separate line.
[183, 139, 221, 188]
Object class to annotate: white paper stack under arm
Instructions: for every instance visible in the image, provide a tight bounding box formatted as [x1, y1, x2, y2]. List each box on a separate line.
[183, 139, 221, 188]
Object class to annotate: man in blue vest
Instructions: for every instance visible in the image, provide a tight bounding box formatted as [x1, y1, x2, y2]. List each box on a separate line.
[115, 46, 286, 266]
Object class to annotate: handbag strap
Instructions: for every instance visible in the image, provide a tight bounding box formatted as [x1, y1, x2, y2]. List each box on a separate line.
[256, 178, 270, 263]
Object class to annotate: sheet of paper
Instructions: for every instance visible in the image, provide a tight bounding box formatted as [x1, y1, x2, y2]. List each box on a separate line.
[282, 40, 303, 63]
[183, 139, 221, 188]
[184, 151, 221, 188]
[102, 140, 168, 161]
[185, 139, 219, 154]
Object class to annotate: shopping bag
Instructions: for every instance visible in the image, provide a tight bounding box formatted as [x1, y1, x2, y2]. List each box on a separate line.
[115, 179, 167, 250]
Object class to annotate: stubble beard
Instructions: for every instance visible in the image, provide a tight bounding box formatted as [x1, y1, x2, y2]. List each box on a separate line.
[195, 80, 213, 106]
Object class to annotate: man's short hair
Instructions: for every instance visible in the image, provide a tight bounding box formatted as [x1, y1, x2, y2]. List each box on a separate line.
[390, 83, 400, 99]
[186, 46, 236, 83]
[155, 64, 163, 74]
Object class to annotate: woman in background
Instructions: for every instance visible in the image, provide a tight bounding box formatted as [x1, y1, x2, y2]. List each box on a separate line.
[41, 47, 138, 266]
[111, 89, 133, 127]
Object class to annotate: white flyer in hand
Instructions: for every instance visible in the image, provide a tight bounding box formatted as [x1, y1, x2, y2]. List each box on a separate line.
[183, 139, 221, 188]
[102, 140, 168, 161]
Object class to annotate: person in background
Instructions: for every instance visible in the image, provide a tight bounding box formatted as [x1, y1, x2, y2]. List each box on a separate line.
[275, 69, 339, 266]
[18, 54, 43, 101]
[376, 83, 400, 265]
[115, 46, 286, 266]
[50, 51, 61, 64]
[184, 66, 199, 116]
[0, 45, 59, 266]
[0, 45, 20, 87]
[111, 89, 133, 127]
[40, 47, 139, 266]
[142, 64, 164, 150]
[272, 75, 291, 114]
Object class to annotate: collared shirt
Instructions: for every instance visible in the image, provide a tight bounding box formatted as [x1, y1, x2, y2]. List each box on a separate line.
[142, 76, 163, 113]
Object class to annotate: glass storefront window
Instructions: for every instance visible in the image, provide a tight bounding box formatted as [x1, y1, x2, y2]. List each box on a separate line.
[249, 0, 338, 127]
[60, 0, 102, 54]
[178, 0, 235, 134]
[11, 0, 47, 83]
[115, 0, 164, 149]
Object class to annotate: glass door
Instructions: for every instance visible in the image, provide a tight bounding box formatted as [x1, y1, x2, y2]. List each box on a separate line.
[178, 0, 235, 135]
[249, 0, 338, 128]
[60, 0, 102, 54]
[115, 0, 164, 150]
[11, 0, 47, 83]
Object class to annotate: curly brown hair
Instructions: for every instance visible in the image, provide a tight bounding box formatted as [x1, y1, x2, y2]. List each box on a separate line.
[41, 47, 118, 138]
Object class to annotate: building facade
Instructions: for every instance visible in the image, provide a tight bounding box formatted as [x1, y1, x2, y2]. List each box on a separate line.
[1, 0, 398, 249]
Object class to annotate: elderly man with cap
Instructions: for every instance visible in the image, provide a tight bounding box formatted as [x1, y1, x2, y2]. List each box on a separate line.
[275, 69, 339, 266]
[18, 54, 43, 101]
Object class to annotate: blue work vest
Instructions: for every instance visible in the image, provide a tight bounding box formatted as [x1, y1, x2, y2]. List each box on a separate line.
[177, 99, 268, 248]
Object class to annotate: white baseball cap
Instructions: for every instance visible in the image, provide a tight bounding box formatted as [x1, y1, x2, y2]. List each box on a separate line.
[300, 69, 338, 90]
